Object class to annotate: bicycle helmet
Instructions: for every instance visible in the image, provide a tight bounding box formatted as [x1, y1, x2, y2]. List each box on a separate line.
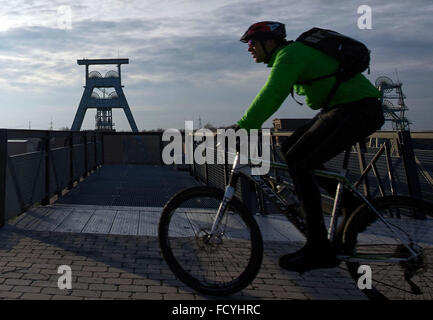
[240, 21, 286, 43]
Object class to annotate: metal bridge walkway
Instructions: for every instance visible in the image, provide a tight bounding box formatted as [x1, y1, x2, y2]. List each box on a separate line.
[2, 164, 433, 300]
[6, 165, 305, 242]
[0, 164, 367, 300]
[0, 165, 365, 300]
[55, 165, 201, 207]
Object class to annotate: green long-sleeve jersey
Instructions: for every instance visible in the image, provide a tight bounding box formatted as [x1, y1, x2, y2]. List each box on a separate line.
[237, 41, 380, 131]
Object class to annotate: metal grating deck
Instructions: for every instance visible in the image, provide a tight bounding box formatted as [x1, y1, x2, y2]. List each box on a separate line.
[56, 165, 201, 207]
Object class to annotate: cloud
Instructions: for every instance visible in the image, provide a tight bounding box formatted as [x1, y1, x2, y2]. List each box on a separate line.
[0, 0, 432, 131]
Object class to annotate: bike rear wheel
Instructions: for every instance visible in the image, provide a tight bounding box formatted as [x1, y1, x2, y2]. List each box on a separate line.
[158, 186, 263, 296]
[343, 195, 433, 300]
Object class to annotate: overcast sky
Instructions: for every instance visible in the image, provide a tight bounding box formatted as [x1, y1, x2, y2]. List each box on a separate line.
[0, 0, 432, 131]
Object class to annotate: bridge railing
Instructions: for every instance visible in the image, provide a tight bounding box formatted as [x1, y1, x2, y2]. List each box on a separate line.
[0, 129, 103, 227]
[190, 130, 433, 214]
[1, 128, 431, 226]
[102, 132, 164, 165]
[271, 130, 433, 199]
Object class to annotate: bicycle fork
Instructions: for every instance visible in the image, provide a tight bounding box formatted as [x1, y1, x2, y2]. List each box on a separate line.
[210, 153, 241, 236]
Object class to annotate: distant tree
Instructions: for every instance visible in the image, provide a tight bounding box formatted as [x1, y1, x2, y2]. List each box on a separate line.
[141, 128, 164, 132]
[204, 122, 216, 131]
[59, 126, 70, 131]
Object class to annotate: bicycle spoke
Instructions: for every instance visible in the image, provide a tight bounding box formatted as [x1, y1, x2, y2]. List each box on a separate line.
[161, 189, 260, 294]
[344, 196, 433, 300]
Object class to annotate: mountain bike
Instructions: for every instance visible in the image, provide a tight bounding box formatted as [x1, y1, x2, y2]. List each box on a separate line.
[158, 143, 433, 300]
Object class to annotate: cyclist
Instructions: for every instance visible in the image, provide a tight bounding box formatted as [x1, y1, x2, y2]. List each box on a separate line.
[234, 21, 385, 273]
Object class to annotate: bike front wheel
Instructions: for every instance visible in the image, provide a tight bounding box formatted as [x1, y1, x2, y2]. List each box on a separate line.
[158, 186, 263, 296]
[343, 195, 433, 300]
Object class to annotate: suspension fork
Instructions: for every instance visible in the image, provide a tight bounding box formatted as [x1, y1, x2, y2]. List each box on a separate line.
[210, 153, 241, 235]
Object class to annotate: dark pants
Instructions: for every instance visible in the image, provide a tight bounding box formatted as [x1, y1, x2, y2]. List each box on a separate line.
[280, 98, 385, 246]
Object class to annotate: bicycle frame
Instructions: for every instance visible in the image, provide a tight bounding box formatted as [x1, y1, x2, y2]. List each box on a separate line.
[212, 150, 420, 263]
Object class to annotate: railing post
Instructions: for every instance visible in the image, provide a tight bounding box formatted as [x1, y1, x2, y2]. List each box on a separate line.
[83, 132, 88, 177]
[191, 140, 196, 178]
[384, 141, 397, 196]
[93, 132, 97, 170]
[41, 131, 51, 205]
[356, 141, 371, 199]
[204, 160, 209, 186]
[270, 134, 278, 181]
[159, 132, 164, 165]
[224, 140, 229, 186]
[0, 129, 8, 227]
[397, 130, 423, 198]
[97, 133, 101, 167]
[68, 131, 75, 189]
[101, 132, 105, 166]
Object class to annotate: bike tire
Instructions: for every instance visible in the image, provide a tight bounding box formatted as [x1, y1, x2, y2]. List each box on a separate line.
[158, 186, 263, 296]
[343, 195, 433, 300]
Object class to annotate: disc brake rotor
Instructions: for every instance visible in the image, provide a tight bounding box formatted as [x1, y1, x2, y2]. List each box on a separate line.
[196, 229, 223, 253]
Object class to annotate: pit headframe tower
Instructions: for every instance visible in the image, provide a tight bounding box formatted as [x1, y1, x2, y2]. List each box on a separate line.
[71, 58, 138, 132]
[375, 76, 410, 131]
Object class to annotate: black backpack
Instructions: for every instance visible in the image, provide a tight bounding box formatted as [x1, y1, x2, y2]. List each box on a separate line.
[290, 27, 371, 109]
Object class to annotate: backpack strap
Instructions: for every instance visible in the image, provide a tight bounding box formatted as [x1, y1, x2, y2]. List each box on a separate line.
[290, 67, 345, 110]
[321, 76, 342, 111]
[296, 71, 338, 86]
[290, 87, 304, 106]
